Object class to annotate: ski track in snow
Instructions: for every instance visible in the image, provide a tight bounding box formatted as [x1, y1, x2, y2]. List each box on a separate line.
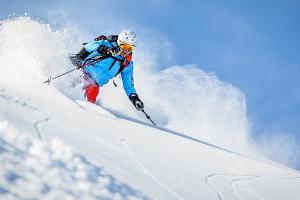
[33, 117, 52, 139]
[205, 174, 224, 200]
[0, 89, 52, 140]
[75, 101, 119, 121]
[121, 139, 185, 200]
[230, 175, 265, 200]
[0, 89, 38, 111]
[206, 173, 300, 200]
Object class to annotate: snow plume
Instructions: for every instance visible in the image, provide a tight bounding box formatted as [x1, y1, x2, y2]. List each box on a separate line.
[0, 120, 148, 200]
[136, 65, 249, 151]
[254, 132, 300, 169]
[0, 16, 80, 97]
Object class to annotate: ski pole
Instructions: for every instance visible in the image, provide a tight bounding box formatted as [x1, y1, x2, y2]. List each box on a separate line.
[141, 109, 157, 127]
[43, 57, 89, 85]
[44, 67, 78, 85]
[44, 55, 110, 85]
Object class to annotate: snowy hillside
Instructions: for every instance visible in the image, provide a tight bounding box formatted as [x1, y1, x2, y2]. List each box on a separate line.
[1, 17, 300, 200]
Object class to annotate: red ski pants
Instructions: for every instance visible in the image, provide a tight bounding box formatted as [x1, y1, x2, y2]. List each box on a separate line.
[83, 74, 99, 103]
[84, 83, 99, 103]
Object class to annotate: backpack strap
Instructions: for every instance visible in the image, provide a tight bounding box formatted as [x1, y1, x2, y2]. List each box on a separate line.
[86, 34, 132, 76]
[108, 53, 132, 77]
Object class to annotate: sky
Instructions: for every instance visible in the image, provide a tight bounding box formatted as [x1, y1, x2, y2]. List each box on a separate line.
[1, 0, 300, 166]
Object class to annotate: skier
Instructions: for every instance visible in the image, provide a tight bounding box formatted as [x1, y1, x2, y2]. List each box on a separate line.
[70, 30, 144, 111]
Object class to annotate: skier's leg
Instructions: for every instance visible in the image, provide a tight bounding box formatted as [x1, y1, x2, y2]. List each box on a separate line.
[82, 73, 99, 103]
[84, 84, 99, 103]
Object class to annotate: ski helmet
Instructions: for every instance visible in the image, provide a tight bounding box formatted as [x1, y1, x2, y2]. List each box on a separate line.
[117, 30, 137, 46]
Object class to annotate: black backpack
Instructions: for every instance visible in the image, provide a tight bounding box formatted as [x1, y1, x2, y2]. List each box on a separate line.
[82, 35, 118, 45]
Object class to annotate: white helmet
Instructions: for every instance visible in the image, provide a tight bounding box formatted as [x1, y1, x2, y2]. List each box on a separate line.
[117, 30, 137, 46]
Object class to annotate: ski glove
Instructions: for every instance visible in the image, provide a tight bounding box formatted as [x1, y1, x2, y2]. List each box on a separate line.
[110, 46, 121, 54]
[97, 45, 120, 55]
[129, 93, 144, 111]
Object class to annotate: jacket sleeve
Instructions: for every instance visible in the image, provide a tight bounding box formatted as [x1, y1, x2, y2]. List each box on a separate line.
[121, 62, 137, 96]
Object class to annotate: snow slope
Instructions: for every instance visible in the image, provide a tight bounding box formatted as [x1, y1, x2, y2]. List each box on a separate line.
[1, 17, 300, 200]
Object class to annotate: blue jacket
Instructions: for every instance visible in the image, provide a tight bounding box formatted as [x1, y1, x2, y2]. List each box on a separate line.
[82, 40, 136, 96]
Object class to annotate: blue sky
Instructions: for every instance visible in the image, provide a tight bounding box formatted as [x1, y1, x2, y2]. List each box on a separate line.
[1, 0, 300, 166]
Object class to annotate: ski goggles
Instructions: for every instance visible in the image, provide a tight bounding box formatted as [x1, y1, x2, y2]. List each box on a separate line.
[119, 42, 135, 52]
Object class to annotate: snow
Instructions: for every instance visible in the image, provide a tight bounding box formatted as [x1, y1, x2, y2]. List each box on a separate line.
[0, 121, 148, 200]
[0, 16, 300, 200]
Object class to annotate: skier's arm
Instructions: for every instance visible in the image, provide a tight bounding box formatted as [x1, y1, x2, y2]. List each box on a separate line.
[121, 63, 144, 111]
[121, 62, 137, 96]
